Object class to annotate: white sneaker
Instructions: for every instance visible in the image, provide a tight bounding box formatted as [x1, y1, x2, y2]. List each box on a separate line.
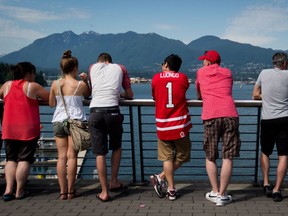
[205, 190, 218, 203]
[167, 188, 177, 201]
[216, 194, 232, 206]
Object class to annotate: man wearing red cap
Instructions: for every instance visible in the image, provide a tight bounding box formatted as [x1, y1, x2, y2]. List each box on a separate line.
[195, 50, 241, 206]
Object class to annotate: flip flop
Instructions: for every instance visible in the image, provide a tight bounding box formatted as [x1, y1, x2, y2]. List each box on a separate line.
[109, 183, 128, 192]
[96, 194, 112, 202]
[2, 194, 15, 201]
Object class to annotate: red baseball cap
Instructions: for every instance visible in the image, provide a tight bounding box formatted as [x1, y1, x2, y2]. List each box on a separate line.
[198, 50, 221, 63]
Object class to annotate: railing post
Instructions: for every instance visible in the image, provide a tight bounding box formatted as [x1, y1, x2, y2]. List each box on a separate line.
[254, 107, 261, 185]
[128, 106, 137, 184]
[137, 106, 147, 184]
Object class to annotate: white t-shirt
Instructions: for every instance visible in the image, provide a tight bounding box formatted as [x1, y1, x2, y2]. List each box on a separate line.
[89, 62, 131, 108]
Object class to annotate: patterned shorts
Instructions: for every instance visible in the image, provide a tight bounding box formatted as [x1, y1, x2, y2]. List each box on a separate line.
[53, 120, 70, 138]
[203, 117, 241, 161]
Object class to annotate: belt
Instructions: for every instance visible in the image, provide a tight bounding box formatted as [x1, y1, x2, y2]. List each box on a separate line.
[91, 107, 120, 113]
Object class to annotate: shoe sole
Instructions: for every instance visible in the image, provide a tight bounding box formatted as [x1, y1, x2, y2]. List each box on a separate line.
[168, 196, 176, 201]
[150, 175, 165, 198]
[205, 193, 217, 203]
[216, 195, 232, 206]
[167, 191, 177, 201]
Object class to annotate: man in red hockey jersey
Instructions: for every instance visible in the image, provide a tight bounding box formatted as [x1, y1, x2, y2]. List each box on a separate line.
[150, 54, 192, 201]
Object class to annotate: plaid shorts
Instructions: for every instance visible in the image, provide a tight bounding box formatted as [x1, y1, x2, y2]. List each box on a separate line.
[203, 117, 241, 161]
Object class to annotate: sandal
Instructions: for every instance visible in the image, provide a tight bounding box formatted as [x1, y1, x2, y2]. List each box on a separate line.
[59, 193, 67, 200]
[67, 191, 77, 199]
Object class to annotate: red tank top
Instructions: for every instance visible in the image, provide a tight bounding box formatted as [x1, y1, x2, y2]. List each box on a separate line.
[2, 80, 40, 140]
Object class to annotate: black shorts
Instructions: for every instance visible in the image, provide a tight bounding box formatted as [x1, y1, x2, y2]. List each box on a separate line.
[89, 107, 124, 155]
[5, 137, 38, 164]
[261, 117, 288, 156]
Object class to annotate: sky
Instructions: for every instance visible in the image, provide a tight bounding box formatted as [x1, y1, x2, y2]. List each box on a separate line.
[0, 0, 288, 55]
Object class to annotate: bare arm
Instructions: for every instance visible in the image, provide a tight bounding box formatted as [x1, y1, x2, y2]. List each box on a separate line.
[0, 81, 11, 99]
[252, 84, 262, 100]
[79, 72, 91, 98]
[34, 83, 49, 101]
[196, 86, 202, 100]
[49, 81, 57, 107]
[120, 88, 133, 100]
[0, 84, 5, 99]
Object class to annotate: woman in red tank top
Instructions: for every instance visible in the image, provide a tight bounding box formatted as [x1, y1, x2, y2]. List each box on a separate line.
[0, 62, 49, 201]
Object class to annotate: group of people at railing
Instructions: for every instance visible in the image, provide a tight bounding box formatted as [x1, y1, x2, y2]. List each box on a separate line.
[0, 49, 287, 206]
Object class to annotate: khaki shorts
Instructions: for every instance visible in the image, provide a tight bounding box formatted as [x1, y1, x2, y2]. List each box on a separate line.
[157, 136, 191, 163]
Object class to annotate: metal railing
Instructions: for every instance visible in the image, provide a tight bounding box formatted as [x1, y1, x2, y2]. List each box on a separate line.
[1, 99, 279, 185]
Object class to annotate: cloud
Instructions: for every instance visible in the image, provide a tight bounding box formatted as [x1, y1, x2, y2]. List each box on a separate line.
[153, 24, 177, 30]
[0, 4, 89, 23]
[66, 8, 89, 19]
[0, 5, 61, 23]
[0, 18, 45, 40]
[223, 3, 288, 47]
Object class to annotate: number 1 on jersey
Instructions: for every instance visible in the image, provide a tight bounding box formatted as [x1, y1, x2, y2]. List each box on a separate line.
[166, 82, 174, 108]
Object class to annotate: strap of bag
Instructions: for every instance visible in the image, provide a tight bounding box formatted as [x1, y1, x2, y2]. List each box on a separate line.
[57, 79, 70, 119]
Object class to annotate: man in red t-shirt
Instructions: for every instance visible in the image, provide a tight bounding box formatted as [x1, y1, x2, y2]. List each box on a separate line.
[195, 50, 241, 206]
[150, 54, 192, 201]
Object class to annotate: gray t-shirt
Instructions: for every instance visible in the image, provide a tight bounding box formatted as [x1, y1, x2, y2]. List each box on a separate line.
[256, 68, 288, 119]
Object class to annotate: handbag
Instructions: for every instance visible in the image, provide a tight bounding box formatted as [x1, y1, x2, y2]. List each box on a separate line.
[57, 79, 91, 152]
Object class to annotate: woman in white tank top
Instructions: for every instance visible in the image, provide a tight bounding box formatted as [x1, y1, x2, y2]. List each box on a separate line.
[49, 50, 90, 200]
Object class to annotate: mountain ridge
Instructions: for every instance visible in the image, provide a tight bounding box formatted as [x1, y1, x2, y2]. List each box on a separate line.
[0, 31, 285, 79]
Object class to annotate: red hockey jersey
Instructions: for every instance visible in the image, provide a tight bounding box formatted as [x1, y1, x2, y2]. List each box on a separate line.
[152, 71, 192, 140]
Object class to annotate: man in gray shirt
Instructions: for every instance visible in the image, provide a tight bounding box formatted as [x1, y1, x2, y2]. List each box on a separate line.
[253, 52, 288, 202]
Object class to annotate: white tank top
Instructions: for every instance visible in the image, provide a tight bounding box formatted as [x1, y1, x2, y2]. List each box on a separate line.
[51, 81, 86, 122]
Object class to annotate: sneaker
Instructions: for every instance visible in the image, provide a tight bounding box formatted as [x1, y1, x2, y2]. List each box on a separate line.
[205, 190, 218, 203]
[216, 194, 232, 206]
[272, 191, 283, 202]
[150, 174, 166, 198]
[167, 188, 177, 201]
[263, 185, 273, 198]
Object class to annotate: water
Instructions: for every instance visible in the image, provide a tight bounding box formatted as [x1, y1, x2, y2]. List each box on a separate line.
[77, 83, 259, 180]
[36, 83, 262, 181]
[130, 82, 254, 100]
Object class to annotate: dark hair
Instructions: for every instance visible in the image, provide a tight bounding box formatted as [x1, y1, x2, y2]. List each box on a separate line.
[11, 62, 36, 80]
[164, 54, 182, 72]
[97, 53, 112, 63]
[60, 50, 78, 74]
[272, 52, 287, 68]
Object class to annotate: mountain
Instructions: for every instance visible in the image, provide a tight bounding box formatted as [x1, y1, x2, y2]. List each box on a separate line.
[0, 31, 282, 78]
[188, 35, 274, 65]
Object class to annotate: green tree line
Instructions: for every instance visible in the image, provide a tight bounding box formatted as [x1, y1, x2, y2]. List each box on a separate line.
[0, 62, 48, 86]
